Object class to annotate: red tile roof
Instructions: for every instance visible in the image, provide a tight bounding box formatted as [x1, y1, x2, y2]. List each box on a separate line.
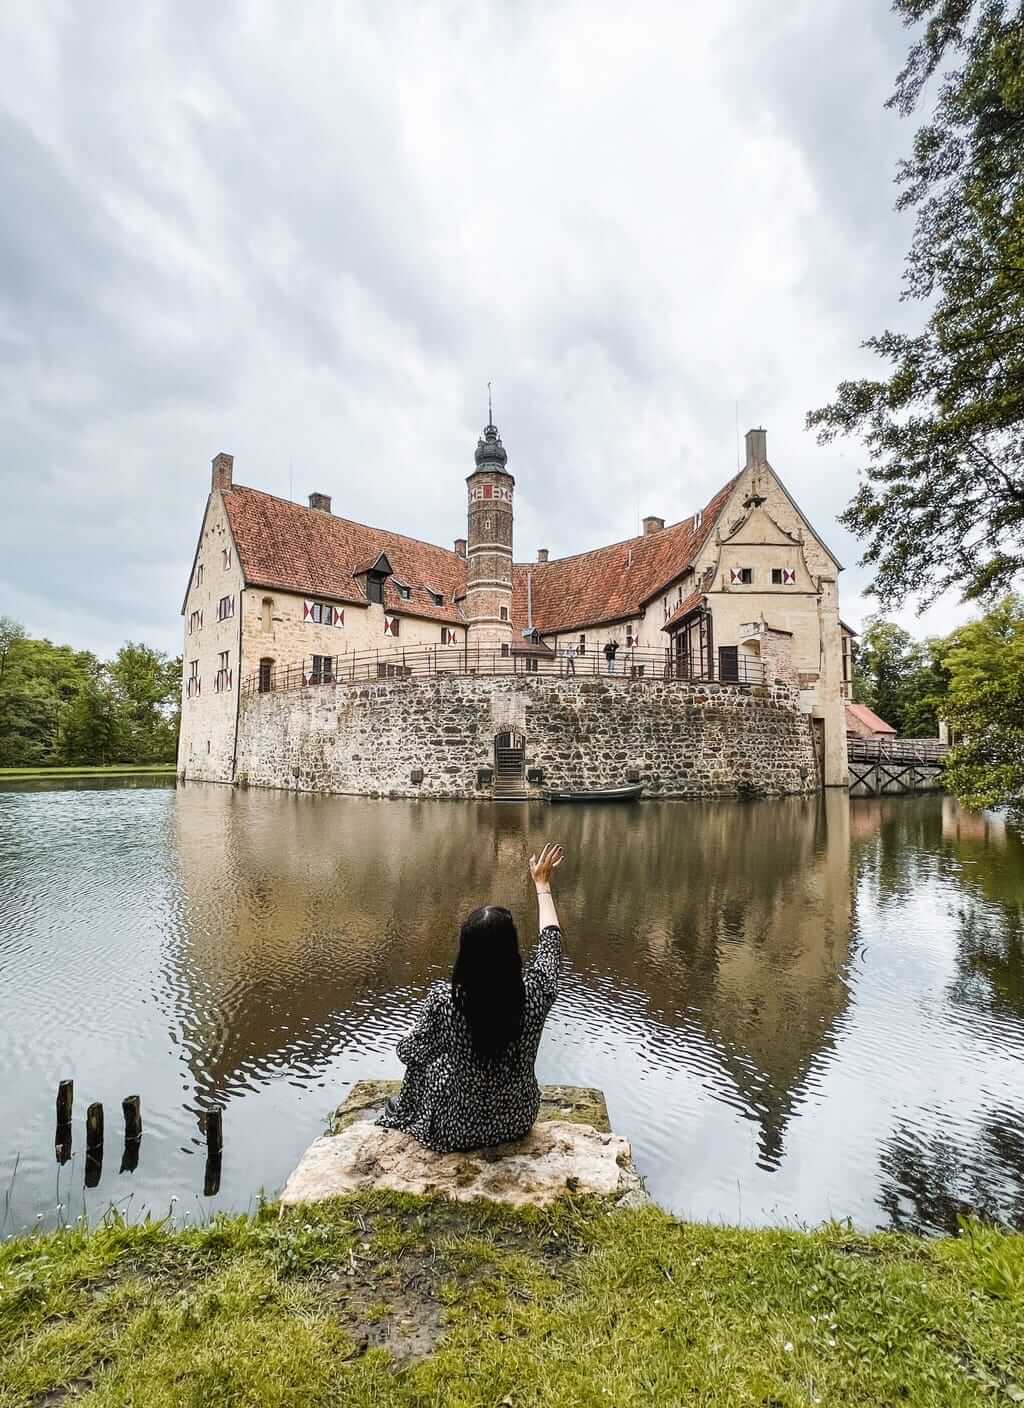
[223, 486, 467, 624]
[845, 702, 897, 735]
[221, 470, 740, 634]
[662, 587, 705, 632]
[511, 475, 739, 635]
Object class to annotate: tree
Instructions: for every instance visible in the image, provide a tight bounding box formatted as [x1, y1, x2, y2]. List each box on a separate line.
[0, 616, 26, 680]
[59, 673, 123, 766]
[853, 616, 947, 734]
[108, 643, 181, 763]
[941, 594, 1024, 814]
[808, 0, 1024, 609]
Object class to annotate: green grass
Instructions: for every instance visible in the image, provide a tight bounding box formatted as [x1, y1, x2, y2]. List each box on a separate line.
[0, 764, 176, 779]
[1, 1195, 1022, 1406]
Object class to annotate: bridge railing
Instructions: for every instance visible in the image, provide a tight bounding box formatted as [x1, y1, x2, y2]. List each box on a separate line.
[240, 643, 767, 697]
[847, 736, 949, 763]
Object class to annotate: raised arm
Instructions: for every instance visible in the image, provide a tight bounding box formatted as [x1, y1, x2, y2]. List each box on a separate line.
[529, 842, 564, 932]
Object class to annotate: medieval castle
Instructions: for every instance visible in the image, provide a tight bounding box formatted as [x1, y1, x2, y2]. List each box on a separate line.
[178, 421, 851, 798]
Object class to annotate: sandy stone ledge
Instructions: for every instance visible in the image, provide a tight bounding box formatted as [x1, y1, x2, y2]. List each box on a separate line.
[281, 1081, 648, 1210]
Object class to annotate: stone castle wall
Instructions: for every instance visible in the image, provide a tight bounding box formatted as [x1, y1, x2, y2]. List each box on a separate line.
[235, 675, 817, 800]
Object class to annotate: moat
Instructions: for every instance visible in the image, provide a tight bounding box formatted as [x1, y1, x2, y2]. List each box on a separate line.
[1, 781, 1022, 1237]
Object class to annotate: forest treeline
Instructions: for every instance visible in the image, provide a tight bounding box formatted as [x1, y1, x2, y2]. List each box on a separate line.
[0, 616, 180, 768]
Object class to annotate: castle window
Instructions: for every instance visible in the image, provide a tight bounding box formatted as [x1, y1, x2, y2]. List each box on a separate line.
[261, 597, 273, 631]
[384, 614, 400, 637]
[306, 600, 342, 626]
[215, 650, 232, 693]
[310, 655, 334, 684]
[578, 635, 586, 652]
[501, 643, 510, 657]
[500, 606, 508, 621]
[366, 576, 385, 605]
[189, 609, 202, 635]
[194, 563, 204, 588]
[258, 658, 274, 693]
[729, 568, 753, 586]
[441, 627, 457, 645]
[431, 592, 443, 606]
[397, 584, 411, 600]
[222, 546, 232, 571]
[187, 660, 200, 699]
[772, 567, 797, 585]
[525, 657, 538, 673]
[217, 594, 234, 621]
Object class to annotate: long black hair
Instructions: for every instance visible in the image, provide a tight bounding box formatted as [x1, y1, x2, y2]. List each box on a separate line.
[451, 905, 526, 1064]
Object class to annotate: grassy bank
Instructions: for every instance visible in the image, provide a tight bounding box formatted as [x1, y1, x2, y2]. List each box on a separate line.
[0, 764, 175, 780]
[1, 1195, 1022, 1406]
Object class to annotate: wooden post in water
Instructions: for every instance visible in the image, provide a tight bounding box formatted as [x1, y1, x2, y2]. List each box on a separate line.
[120, 1095, 142, 1174]
[55, 1080, 73, 1164]
[85, 1102, 104, 1188]
[203, 1109, 223, 1196]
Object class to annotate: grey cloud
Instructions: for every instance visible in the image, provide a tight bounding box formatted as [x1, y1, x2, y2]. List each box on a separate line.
[0, 0, 961, 658]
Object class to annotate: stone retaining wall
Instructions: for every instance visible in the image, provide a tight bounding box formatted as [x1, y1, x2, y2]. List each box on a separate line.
[235, 675, 817, 799]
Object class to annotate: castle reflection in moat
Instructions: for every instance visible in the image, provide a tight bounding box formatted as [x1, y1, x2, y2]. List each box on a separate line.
[168, 787, 856, 1172]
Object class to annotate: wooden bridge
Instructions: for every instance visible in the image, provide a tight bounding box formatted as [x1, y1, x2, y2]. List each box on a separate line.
[847, 737, 949, 796]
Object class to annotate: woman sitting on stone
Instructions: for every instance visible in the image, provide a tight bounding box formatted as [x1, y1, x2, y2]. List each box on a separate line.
[378, 842, 565, 1152]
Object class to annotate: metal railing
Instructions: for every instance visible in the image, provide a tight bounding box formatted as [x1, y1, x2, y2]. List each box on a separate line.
[240, 644, 767, 696]
[847, 736, 949, 764]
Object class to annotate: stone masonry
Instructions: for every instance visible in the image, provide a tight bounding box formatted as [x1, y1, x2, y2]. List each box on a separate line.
[235, 674, 817, 799]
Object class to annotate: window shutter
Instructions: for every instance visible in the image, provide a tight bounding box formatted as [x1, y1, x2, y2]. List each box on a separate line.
[303, 600, 314, 621]
[384, 614, 399, 637]
[336, 608, 344, 627]
[730, 568, 744, 585]
[783, 568, 796, 585]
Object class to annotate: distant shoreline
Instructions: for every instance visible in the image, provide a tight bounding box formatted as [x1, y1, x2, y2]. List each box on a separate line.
[0, 764, 176, 779]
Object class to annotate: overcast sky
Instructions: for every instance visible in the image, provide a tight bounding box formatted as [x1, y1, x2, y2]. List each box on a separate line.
[0, 0, 977, 658]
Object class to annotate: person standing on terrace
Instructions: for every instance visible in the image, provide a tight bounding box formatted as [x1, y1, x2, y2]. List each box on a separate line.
[378, 843, 565, 1152]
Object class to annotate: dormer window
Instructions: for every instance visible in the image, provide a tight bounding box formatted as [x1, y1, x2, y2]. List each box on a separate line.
[431, 592, 443, 607]
[396, 584, 411, 601]
[356, 551, 394, 607]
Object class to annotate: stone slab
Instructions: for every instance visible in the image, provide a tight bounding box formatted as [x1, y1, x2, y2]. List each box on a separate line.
[282, 1082, 646, 1210]
[329, 1080, 611, 1134]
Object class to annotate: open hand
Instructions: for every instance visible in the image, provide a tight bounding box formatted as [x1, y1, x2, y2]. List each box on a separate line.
[529, 842, 564, 892]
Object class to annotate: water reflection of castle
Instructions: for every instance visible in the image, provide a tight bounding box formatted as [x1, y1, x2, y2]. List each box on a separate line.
[168, 787, 858, 1168]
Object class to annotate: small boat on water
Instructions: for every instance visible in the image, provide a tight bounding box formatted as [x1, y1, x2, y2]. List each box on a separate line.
[546, 784, 644, 804]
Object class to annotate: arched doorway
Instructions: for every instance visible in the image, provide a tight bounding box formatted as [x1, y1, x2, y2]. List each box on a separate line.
[493, 730, 526, 801]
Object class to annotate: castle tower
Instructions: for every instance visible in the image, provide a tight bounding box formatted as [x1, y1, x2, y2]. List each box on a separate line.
[465, 416, 515, 648]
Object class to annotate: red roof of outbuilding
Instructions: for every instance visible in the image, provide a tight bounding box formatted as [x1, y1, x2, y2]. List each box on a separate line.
[845, 702, 897, 735]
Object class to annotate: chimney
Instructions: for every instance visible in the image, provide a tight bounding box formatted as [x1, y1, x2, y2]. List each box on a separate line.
[745, 427, 767, 466]
[454, 537, 467, 559]
[537, 548, 549, 563]
[642, 516, 665, 537]
[308, 492, 332, 513]
[211, 452, 234, 493]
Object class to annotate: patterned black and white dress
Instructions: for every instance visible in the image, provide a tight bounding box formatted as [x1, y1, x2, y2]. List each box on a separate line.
[378, 925, 562, 1152]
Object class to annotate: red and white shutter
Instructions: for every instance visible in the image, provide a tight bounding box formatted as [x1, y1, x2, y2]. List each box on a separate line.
[303, 600, 314, 622]
[335, 608, 344, 627]
[730, 568, 744, 585]
[384, 614, 399, 637]
[782, 568, 796, 585]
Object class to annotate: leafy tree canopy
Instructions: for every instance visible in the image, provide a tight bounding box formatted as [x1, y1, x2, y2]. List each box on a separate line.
[0, 619, 180, 768]
[808, 0, 1024, 609]
[941, 593, 1024, 814]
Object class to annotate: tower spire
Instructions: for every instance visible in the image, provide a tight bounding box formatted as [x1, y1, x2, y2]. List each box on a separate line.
[487, 380, 493, 427]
